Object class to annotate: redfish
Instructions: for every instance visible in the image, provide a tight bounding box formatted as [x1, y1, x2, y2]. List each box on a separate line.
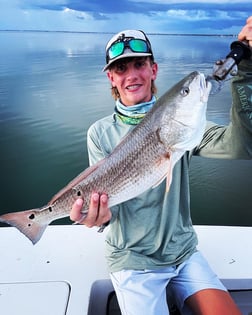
[0, 71, 211, 244]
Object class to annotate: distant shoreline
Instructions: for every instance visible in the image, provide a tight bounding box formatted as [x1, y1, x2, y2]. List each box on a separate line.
[0, 29, 237, 37]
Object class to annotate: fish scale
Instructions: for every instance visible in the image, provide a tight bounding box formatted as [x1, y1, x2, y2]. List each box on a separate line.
[0, 71, 211, 244]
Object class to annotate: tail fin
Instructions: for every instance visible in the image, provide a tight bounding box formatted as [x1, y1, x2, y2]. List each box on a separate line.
[0, 209, 49, 245]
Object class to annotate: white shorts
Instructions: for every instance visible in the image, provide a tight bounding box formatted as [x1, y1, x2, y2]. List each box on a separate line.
[110, 251, 227, 315]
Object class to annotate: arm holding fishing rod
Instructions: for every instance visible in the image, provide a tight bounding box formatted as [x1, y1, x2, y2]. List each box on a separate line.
[70, 16, 252, 229]
[196, 16, 252, 159]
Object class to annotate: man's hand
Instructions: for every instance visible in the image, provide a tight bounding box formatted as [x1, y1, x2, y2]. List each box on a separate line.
[238, 16, 252, 49]
[70, 193, 112, 228]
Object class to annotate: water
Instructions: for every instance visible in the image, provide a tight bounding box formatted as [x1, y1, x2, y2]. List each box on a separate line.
[0, 31, 251, 226]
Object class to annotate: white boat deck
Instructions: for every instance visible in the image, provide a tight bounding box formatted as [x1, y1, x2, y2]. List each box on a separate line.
[0, 225, 252, 314]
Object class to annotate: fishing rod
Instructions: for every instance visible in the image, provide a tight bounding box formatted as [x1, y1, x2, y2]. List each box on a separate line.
[207, 40, 251, 94]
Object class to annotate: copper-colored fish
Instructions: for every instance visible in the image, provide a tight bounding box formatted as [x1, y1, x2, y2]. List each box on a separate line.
[0, 71, 211, 244]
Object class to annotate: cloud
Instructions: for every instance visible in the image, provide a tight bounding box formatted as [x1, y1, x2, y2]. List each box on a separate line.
[21, 0, 135, 14]
[20, 0, 251, 15]
[0, 0, 251, 34]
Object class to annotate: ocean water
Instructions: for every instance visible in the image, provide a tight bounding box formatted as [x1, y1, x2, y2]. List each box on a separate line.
[0, 31, 251, 226]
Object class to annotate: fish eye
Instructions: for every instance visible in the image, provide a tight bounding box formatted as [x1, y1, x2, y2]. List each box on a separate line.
[181, 86, 190, 96]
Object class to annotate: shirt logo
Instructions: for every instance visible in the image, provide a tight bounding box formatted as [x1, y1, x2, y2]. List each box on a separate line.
[236, 84, 252, 112]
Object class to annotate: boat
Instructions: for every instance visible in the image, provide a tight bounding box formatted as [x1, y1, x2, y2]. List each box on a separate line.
[0, 224, 252, 314]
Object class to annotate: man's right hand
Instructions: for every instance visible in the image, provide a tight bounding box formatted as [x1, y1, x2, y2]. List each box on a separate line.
[238, 16, 252, 51]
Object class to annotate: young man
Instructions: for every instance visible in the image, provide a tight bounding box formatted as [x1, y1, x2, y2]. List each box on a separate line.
[71, 17, 252, 314]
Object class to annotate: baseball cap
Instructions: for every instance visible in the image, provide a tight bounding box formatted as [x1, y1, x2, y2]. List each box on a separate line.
[103, 30, 153, 71]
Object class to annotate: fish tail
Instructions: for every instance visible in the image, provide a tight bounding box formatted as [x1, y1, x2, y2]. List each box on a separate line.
[0, 208, 49, 245]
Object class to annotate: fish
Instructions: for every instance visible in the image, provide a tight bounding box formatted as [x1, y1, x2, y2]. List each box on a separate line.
[0, 71, 211, 244]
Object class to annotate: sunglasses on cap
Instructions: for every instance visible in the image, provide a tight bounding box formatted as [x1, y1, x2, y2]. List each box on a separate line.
[106, 37, 152, 64]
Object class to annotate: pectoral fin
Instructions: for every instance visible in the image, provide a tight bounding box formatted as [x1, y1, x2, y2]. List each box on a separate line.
[165, 162, 173, 192]
[152, 152, 172, 191]
[164, 150, 184, 192]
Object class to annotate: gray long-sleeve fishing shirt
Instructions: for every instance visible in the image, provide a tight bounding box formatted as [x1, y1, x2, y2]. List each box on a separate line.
[87, 60, 252, 273]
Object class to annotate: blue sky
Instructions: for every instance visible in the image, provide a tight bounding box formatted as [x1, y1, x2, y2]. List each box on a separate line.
[0, 0, 251, 34]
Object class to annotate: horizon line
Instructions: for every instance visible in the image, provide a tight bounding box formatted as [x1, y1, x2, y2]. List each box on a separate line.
[0, 29, 237, 37]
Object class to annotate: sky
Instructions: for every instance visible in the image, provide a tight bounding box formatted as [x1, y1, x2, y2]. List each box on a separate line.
[0, 0, 251, 35]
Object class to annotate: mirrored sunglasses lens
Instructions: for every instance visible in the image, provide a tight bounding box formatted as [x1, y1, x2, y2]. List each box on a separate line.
[130, 39, 148, 52]
[109, 42, 124, 59]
